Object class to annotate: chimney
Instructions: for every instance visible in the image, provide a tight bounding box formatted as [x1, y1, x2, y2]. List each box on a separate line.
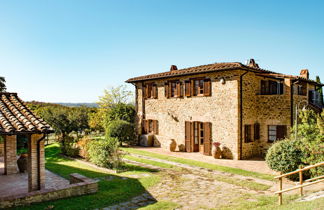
[247, 59, 260, 68]
[170, 65, 178, 71]
[300, 69, 309, 79]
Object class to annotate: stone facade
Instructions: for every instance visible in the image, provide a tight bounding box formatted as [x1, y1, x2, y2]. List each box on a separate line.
[135, 70, 241, 158]
[129, 64, 322, 160]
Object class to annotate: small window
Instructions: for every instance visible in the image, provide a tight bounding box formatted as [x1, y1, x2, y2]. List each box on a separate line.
[244, 125, 252, 143]
[194, 123, 199, 144]
[296, 83, 307, 96]
[167, 81, 182, 98]
[200, 123, 204, 145]
[194, 79, 204, 96]
[268, 125, 287, 142]
[143, 83, 158, 99]
[143, 119, 159, 135]
[149, 120, 154, 133]
[260, 80, 284, 95]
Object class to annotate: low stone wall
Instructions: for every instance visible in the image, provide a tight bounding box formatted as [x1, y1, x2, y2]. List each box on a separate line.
[0, 143, 3, 156]
[0, 173, 98, 209]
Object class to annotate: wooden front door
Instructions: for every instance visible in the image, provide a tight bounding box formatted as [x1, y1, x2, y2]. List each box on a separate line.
[185, 121, 199, 152]
[185, 121, 212, 155]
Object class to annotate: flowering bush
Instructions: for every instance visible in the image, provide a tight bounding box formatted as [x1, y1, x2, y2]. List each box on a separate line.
[213, 142, 221, 147]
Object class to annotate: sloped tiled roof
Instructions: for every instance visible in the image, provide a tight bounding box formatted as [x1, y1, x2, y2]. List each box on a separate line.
[126, 62, 322, 85]
[126, 62, 276, 83]
[0, 92, 53, 135]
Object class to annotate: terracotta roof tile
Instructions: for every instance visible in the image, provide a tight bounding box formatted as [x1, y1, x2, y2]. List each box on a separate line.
[126, 62, 322, 85]
[126, 62, 273, 83]
[0, 92, 53, 135]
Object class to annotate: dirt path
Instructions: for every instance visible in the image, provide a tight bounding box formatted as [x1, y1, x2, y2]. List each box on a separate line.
[103, 154, 323, 210]
[133, 146, 277, 175]
[104, 159, 266, 210]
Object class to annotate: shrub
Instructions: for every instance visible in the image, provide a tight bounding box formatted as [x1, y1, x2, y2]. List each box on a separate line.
[87, 137, 123, 169]
[106, 120, 135, 145]
[60, 136, 80, 157]
[77, 136, 93, 160]
[266, 139, 306, 180]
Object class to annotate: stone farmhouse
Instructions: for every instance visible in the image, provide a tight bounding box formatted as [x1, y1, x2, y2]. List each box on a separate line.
[126, 59, 323, 160]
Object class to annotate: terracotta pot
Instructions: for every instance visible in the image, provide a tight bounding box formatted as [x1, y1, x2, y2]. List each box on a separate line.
[212, 145, 222, 159]
[168, 139, 177, 152]
[17, 153, 28, 173]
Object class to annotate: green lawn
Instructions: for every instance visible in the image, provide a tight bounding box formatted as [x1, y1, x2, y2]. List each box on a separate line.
[124, 154, 180, 169]
[122, 147, 274, 181]
[139, 201, 181, 210]
[17, 144, 161, 210]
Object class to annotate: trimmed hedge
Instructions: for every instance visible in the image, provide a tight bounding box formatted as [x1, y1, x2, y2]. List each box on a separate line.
[265, 139, 306, 180]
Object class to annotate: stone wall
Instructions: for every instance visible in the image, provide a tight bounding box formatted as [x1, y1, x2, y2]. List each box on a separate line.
[0, 173, 98, 209]
[136, 70, 241, 159]
[241, 72, 313, 159]
[0, 143, 3, 156]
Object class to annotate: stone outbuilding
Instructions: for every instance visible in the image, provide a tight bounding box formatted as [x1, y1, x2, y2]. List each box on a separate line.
[126, 59, 323, 160]
[0, 92, 53, 192]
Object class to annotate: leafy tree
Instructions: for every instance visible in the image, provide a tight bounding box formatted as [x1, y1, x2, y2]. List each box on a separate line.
[296, 110, 324, 177]
[36, 105, 90, 155]
[88, 109, 105, 132]
[316, 76, 323, 105]
[98, 85, 134, 109]
[0, 76, 6, 92]
[94, 85, 135, 134]
[105, 103, 135, 125]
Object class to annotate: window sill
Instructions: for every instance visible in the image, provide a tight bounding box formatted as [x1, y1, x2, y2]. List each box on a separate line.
[257, 93, 284, 96]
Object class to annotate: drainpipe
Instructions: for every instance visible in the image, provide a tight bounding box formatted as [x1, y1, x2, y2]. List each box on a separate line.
[239, 71, 248, 160]
[37, 134, 46, 190]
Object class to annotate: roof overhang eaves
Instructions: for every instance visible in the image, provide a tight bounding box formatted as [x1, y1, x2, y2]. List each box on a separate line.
[125, 67, 262, 83]
[0, 130, 54, 136]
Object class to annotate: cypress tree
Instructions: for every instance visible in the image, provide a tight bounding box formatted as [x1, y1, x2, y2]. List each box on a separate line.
[316, 76, 323, 105]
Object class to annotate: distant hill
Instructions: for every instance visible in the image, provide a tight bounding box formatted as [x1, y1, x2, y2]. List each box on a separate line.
[26, 101, 99, 108]
[56, 103, 99, 108]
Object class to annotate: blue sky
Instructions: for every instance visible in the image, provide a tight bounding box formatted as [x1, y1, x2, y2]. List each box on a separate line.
[0, 0, 323, 102]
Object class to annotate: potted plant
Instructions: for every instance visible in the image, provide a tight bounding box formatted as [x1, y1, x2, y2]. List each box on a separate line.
[212, 142, 222, 159]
